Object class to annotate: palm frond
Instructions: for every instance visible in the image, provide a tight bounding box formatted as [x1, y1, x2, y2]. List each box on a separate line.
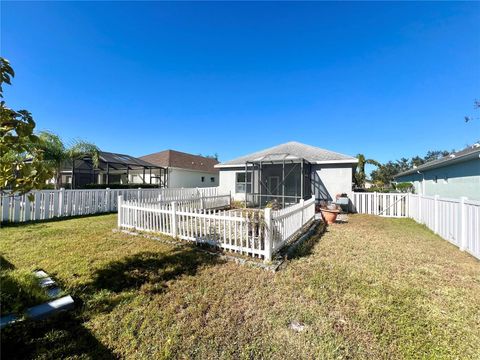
[67, 140, 100, 168]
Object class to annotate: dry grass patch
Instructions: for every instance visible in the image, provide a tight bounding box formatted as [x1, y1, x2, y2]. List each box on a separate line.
[1, 214, 479, 359]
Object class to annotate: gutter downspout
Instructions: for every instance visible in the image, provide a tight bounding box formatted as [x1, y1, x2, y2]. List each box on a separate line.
[417, 170, 425, 195]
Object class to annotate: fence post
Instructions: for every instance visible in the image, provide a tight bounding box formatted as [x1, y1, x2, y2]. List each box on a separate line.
[460, 197, 467, 251]
[434, 195, 439, 234]
[171, 201, 178, 238]
[117, 195, 123, 228]
[2, 194, 9, 223]
[418, 194, 422, 223]
[58, 188, 65, 217]
[374, 192, 378, 215]
[106, 188, 111, 212]
[200, 194, 205, 210]
[299, 198, 305, 224]
[406, 193, 410, 218]
[137, 187, 141, 201]
[264, 207, 272, 262]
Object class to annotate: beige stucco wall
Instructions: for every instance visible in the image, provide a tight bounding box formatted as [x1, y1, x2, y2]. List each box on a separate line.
[311, 164, 355, 201]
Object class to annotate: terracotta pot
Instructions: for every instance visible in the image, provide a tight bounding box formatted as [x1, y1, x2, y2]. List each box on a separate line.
[320, 208, 340, 224]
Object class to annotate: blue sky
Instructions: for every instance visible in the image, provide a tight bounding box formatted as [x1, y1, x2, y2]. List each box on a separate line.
[2, 1, 479, 169]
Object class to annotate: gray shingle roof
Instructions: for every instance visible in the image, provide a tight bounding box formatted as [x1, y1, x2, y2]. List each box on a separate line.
[216, 141, 357, 167]
[99, 151, 160, 168]
[395, 144, 480, 178]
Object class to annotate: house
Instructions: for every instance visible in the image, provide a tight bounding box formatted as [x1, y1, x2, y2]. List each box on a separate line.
[364, 179, 374, 189]
[394, 143, 480, 200]
[139, 150, 219, 188]
[215, 141, 358, 207]
[59, 151, 166, 188]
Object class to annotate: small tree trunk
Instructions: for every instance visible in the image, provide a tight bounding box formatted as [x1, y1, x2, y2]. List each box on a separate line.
[55, 171, 62, 190]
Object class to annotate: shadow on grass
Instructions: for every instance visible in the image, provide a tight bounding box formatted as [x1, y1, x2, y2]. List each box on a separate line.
[1, 312, 116, 360]
[0, 254, 15, 271]
[1, 246, 222, 359]
[90, 247, 221, 294]
[285, 221, 327, 260]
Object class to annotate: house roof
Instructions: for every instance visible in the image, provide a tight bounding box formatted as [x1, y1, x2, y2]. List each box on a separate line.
[395, 144, 480, 178]
[139, 150, 219, 174]
[216, 141, 357, 168]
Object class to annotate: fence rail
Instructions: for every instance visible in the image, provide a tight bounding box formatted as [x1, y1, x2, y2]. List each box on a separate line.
[352, 192, 480, 260]
[118, 195, 316, 261]
[0, 187, 229, 223]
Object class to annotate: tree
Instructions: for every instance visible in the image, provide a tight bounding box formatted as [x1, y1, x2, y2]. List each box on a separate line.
[38, 132, 100, 189]
[370, 149, 453, 188]
[197, 153, 219, 161]
[423, 150, 450, 163]
[0, 58, 52, 195]
[354, 154, 380, 188]
[465, 99, 479, 123]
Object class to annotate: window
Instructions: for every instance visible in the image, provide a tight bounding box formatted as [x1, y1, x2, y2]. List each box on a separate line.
[201, 176, 205, 182]
[210, 177, 215, 183]
[236, 172, 252, 193]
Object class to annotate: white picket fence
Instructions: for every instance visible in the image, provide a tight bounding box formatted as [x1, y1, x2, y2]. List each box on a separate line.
[271, 196, 316, 253]
[352, 192, 480, 260]
[118, 195, 316, 261]
[0, 187, 229, 223]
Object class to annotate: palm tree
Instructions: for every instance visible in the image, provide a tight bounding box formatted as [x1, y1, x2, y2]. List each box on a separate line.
[354, 154, 380, 188]
[38, 132, 99, 189]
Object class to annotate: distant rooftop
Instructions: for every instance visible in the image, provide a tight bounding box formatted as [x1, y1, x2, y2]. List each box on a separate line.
[99, 151, 161, 168]
[216, 141, 357, 167]
[140, 150, 219, 174]
[395, 143, 480, 178]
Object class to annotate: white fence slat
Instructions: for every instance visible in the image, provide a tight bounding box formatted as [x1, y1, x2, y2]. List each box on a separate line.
[0, 187, 229, 224]
[117, 194, 315, 261]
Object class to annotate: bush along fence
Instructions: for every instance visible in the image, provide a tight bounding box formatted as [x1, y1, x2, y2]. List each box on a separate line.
[0, 187, 228, 224]
[118, 195, 316, 261]
[352, 192, 480, 260]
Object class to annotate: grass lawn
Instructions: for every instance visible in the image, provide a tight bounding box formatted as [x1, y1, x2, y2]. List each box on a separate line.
[1, 214, 479, 359]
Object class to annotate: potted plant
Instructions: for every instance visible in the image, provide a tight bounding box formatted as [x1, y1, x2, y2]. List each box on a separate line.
[320, 203, 340, 224]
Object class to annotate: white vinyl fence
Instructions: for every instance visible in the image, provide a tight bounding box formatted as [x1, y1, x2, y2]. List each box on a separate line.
[118, 195, 316, 261]
[352, 192, 480, 260]
[0, 187, 229, 224]
[271, 196, 316, 253]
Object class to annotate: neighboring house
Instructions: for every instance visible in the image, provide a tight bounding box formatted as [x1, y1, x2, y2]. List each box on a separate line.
[215, 141, 357, 207]
[140, 150, 219, 188]
[364, 179, 374, 189]
[58, 151, 166, 188]
[394, 144, 480, 201]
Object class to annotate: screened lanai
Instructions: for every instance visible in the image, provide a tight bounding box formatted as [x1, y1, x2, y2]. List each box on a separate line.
[60, 151, 168, 188]
[243, 153, 312, 208]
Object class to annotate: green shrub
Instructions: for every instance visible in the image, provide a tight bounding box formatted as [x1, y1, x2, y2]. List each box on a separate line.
[0, 269, 50, 316]
[395, 182, 414, 193]
[230, 200, 246, 209]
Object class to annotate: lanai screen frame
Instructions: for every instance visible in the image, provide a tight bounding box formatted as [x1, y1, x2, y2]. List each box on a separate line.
[69, 153, 168, 188]
[243, 153, 312, 208]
